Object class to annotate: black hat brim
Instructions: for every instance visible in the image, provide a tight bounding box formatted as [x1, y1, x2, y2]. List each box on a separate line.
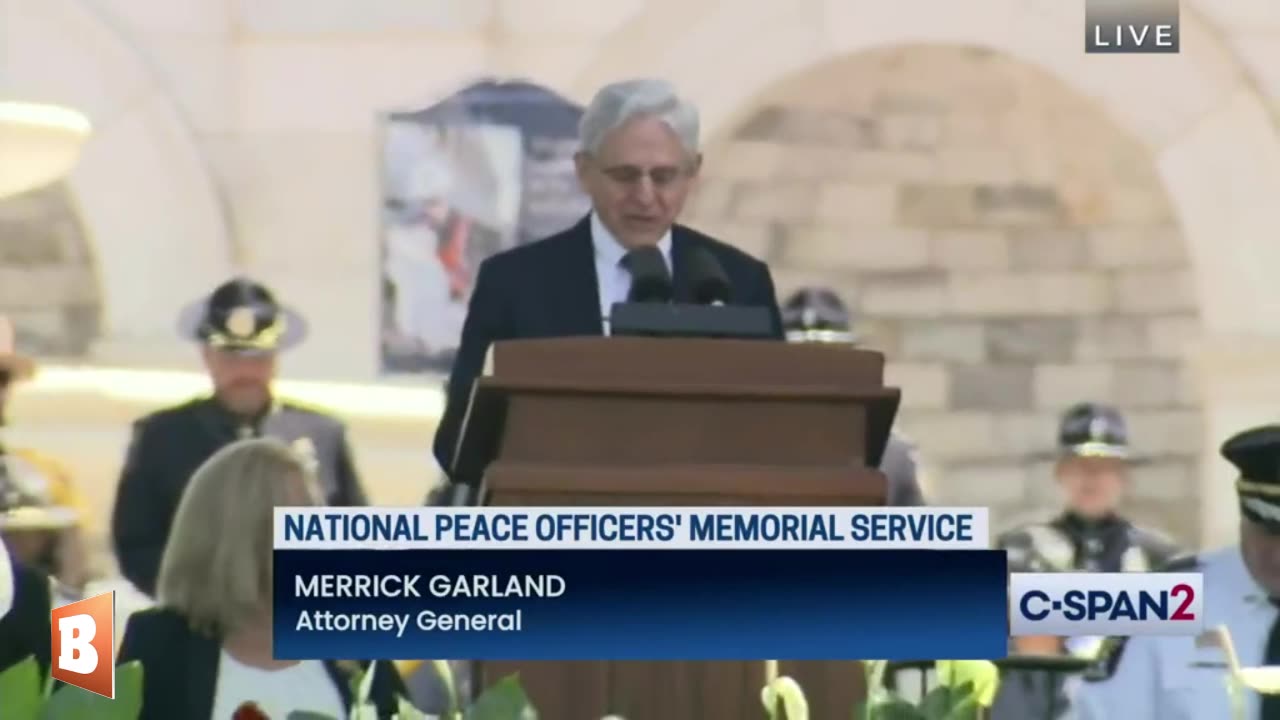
[177, 297, 308, 354]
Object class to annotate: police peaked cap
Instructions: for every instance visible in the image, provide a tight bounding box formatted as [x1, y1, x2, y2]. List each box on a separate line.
[781, 287, 856, 343]
[1055, 402, 1135, 460]
[177, 277, 308, 354]
[1221, 424, 1280, 530]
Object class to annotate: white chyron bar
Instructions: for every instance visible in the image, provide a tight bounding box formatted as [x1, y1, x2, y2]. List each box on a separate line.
[272, 507, 990, 550]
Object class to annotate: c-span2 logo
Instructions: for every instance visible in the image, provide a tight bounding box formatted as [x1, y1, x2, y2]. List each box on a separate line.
[51, 591, 115, 698]
[1010, 572, 1203, 636]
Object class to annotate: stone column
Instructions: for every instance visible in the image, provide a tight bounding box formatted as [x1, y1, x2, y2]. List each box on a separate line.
[1191, 335, 1280, 548]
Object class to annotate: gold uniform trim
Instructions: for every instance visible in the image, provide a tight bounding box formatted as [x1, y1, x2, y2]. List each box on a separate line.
[206, 314, 287, 350]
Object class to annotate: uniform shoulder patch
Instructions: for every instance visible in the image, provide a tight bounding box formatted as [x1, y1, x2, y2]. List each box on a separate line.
[1083, 636, 1130, 682]
[280, 400, 342, 426]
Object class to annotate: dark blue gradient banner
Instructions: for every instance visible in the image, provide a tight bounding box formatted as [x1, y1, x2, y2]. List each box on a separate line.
[273, 549, 1008, 660]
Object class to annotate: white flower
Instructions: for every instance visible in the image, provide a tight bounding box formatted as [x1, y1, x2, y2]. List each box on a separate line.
[760, 676, 808, 720]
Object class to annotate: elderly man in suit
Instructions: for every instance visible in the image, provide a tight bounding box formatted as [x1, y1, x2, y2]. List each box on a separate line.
[432, 78, 784, 478]
[111, 278, 370, 598]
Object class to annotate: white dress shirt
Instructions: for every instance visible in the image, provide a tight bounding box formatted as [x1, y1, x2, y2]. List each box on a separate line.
[591, 212, 671, 336]
[1069, 546, 1277, 719]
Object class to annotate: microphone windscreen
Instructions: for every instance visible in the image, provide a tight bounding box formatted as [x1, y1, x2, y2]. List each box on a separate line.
[623, 246, 673, 302]
[687, 247, 732, 305]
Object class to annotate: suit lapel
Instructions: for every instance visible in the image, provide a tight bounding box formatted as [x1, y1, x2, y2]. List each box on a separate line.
[670, 228, 695, 304]
[557, 216, 604, 335]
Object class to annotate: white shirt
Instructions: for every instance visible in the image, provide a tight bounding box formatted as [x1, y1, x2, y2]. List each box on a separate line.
[210, 652, 346, 720]
[591, 212, 672, 336]
[1069, 546, 1277, 719]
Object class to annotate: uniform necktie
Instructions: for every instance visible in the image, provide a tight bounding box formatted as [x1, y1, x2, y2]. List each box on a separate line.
[1264, 601, 1280, 719]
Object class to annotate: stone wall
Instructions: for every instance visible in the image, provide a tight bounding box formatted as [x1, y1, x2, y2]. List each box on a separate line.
[687, 46, 1203, 543]
[0, 183, 100, 355]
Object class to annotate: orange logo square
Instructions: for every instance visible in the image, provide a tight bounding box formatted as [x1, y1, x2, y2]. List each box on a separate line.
[50, 591, 115, 698]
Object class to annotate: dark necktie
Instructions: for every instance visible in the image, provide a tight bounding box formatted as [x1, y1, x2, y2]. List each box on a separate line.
[1264, 601, 1280, 719]
[620, 246, 671, 303]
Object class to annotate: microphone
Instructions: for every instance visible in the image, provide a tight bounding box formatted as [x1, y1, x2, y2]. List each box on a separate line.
[686, 247, 732, 305]
[623, 246, 673, 302]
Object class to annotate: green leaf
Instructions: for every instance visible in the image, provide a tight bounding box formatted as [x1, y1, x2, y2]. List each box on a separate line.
[0, 656, 43, 720]
[285, 712, 338, 720]
[919, 685, 956, 719]
[870, 698, 925, 720]
[934, 661, 999, 707]
[940, 697, 980, 720]
[464, 674, 535, 720]
[395, 695, 431, 720]
[41, 660, 144, 720]
[432, 659, 459, 714]
[332, 659, 364, 701]
[356, 660, 378, 706]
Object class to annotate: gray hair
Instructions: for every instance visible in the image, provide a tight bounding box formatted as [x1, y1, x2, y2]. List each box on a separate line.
[157, 438, 322, 637]
[578, 78, 700, 157]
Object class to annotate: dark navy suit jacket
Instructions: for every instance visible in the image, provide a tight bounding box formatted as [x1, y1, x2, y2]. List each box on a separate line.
[432, 215, 785, 477]
[118, 607, 405, 720]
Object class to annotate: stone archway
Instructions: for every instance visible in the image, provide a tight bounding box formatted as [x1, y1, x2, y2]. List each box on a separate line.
[7, 0, 234, 349]
[574, 0, 1280, 546]
[688, 44, 1204, 542]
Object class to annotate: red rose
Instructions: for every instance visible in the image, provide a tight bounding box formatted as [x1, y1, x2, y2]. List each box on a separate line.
[233, 701, 270, 720]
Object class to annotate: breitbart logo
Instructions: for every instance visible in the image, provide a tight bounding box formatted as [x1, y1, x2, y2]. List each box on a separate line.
[1086, 0, 1180, 53]
[51, 591, 115, 698]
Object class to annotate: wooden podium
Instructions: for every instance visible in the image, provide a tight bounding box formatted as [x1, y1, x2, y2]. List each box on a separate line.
[454, 337, 901, 719]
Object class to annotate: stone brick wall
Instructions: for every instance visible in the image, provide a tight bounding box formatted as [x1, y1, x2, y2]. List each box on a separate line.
[0, 183, 101, 356]
[687, 46, 1203, 544]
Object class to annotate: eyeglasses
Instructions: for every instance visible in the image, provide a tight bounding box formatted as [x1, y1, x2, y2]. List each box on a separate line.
[598, 164, 688, 188]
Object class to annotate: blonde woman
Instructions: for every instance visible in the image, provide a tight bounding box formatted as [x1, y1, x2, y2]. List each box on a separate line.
[116, 438, 404, 720]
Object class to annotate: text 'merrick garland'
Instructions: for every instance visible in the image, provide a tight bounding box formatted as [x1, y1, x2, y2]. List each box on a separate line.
[295, 573, 565, 599]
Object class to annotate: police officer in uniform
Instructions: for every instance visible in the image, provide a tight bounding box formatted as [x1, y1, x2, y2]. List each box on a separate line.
[780, 287, 927, 506]
[991, 402, 1182, 718]
[0, 315, 103, 603]
[110, 278, 369, 598]
[1071, 422, 1280, 719]
[998, 402, 1182, 579]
